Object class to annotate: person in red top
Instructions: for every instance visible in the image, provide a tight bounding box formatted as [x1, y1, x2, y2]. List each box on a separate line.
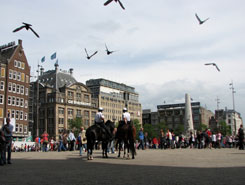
[35, 136, 40, 151]
[41, 131, 49, 152]
[206, 129, 212, 149]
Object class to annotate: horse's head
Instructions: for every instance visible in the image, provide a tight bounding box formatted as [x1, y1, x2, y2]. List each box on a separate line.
[105, 120, 115, 135]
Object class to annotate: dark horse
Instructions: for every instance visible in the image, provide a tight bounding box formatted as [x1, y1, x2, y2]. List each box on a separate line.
[86, 120, 115, 160]
[116, 121, 136, 159]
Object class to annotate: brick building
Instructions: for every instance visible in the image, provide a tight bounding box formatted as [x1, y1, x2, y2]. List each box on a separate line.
[0, 40, 30, 140]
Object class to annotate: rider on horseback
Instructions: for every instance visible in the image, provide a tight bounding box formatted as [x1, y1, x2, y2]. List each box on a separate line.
[95, 107, 112, 138]
[122, 108, 131, 124]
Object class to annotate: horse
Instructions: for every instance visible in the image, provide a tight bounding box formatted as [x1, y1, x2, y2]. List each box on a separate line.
[116, 121, 136, 159]
[86, 120, 115, 160]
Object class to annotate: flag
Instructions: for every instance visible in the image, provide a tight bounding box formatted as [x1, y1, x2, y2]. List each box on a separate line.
[50, 52, 56, 60]
[41, 56, 45, 63]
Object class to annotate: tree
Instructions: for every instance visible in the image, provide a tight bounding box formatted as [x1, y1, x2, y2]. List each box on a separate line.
[174, 124, 184, 135]
[219, 121, 231, 136]
[197, 123, 208, 132]
[68, 117, 83, 137]
[155, 121, 168, 133]
[143, 123, 157, 139]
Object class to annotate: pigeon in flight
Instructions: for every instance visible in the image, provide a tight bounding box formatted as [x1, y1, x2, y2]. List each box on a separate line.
[84, 48, 98, 60]
[205, 63, 220, 72]
[104, 0, 125, 10]
[195, 13, 209, 25]
[105, 44, 117, 55]
[13, 22, 40, 38]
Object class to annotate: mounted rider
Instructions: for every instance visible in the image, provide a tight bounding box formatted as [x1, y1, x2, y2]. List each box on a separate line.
[122, 108, 131, 125]
[94, 107, 112, 138]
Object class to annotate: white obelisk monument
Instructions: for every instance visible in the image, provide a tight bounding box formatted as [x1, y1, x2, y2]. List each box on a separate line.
[184, 93, 194, 135]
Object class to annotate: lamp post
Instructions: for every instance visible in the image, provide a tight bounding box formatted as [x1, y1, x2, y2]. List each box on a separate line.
[229, 81, 236, 135]
[36, 64, 42, 137]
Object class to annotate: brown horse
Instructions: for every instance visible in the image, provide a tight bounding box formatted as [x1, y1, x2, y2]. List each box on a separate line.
[116, 121, 136, 159]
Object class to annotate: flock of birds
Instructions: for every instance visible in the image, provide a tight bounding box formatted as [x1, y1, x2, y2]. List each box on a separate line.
[11, 1, 220, 72]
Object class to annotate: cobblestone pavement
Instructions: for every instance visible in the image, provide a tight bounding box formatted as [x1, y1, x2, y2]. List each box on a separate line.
[0, 148, 244, 185]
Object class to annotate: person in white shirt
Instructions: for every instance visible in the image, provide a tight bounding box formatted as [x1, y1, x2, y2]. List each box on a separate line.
[95, 107, 111, 138]
[122, 108, 130, 124]
[68, 130, 76, 151]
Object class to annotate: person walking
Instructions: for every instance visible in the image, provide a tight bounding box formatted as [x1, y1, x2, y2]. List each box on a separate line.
[41, 131, 49, 152]
[238, 124, 244, 150]
[0, 130, 6, 165]
[137, 128, 144, 150]
[1, 118, 14, 164]
[68, 129, 76, 151]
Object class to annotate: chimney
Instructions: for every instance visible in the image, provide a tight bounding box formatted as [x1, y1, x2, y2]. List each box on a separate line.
[69, 68, 73, 76]
[18, 39, 22, 46]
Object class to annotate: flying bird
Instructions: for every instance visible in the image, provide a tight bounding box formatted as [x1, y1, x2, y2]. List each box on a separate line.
[205, 63, 220, 72]
[195, 13, 209, 25]
[104, 0, 125, 10]
[13, 22, 40, 38]
[84, 48, 98, 60]
[105, 44, 117, 55]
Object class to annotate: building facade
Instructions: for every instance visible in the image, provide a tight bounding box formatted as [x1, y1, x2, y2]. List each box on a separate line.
[215, 109, 243, 135]
[29, 64, 97, 139]
[157, 102, 214, 131]
[86, 78, 142, 125]
[0, 40, 30, 140]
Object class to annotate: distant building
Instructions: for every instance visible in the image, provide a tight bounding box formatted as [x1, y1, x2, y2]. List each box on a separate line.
[0, 40, 30, 140]
[86, 78, 142, 125]
[29, 63, 97, 139]
[215, 108, 243, 135]
[157, 102, 214, 131]
[142, 109, 158, 126]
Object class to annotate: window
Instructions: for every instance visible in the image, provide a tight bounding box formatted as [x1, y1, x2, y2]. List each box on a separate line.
[21, 63, 25, 70]
[18, 61, 21, 68]
[20, 98, 24, 107]
[19, 124, 23, 133]
[15, 123, 19, 132]
[68, 91, 74, 99]
[25, 88, 28, 96]
[26, 75, 29, 83]
[0, 81, 4, 91]
[20, 111, 23, 120]
[20, 85, 24, 95]
[84, 110, 89, 118]
[11, 110, 15, 119]
[16, 110, 19, 120]
[17, 72, 21, 81]
[16, 97, 20, 106]
[8, 82, 12, 92]
[84, 94, 90, 103]
[12, 97, 15, 106]
[13, 71, 16, 80]
[9, 69, 13, 79]
[8, 96, 11, 105]
[24, 113, 27, 120]
[1, 68, 5, 77]
[68, 109, 73, 116]
[12, 83, 16, 93]
[16, 84, 20, 94]
[14, 60, 18, 67]
[59, 118, 64, 124]
[25, 100, 28, 108]
[21, 73, 25, 82]
[0, 94, 4, 104]
[76, 93, 81, 100]
[24, 125, 27, 133]
[77, 109, 82, 117]
[58, 108, 64, 115]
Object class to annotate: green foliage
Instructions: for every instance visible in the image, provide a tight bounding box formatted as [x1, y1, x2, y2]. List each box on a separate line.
[219, 121, 231, 136]
[174, 124, 184, 135]
[156, 121, 168, 133]
[143, 123, 157, 139]
[197, 123, 208, 132]
[68, 117, 83, 137]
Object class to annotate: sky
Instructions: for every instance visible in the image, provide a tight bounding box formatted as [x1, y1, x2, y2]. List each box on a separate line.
[1, 0, 245, 119]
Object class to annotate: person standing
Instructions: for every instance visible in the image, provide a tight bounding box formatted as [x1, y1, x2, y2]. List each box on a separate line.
[1, 118, 14, 164]
[238, 124, 244, 150]
[68, 129, 76, 151]
[137, 128, 144, 150]
[41, 131, 49, 152]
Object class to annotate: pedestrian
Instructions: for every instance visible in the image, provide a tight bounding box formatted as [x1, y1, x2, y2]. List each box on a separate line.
[41, 131, 49, 152]
[68, 129, 76, 151]
[137, 128, 144, 150]
[217, 131, 222, 149]
[238, 124, 244, 150]
[35, 136, 40, 151]
[1, 118, 14, 164]
[0, 130, 6, 166]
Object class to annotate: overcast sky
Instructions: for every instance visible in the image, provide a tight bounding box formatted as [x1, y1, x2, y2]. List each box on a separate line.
[1, 0, 245, 119]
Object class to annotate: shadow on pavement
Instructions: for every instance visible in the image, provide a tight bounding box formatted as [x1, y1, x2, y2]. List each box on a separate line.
[0, 157, 244, 185]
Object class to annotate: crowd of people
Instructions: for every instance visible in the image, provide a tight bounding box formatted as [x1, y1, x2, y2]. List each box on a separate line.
[137, 125, 244, 150]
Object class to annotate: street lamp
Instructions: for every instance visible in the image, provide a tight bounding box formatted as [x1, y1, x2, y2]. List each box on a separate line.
[229, 81, 236, 135]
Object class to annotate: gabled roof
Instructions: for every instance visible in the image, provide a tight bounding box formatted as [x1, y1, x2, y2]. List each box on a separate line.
[0, 44, 18, 64]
